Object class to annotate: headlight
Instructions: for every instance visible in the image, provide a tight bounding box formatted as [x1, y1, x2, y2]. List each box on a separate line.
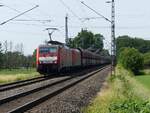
[53, 60, 57, 63]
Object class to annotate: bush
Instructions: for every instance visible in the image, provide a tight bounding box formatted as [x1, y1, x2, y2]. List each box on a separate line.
[143, 52, 150, 67]
[109, 99, 150, 113]
[119, 48, 143, 74]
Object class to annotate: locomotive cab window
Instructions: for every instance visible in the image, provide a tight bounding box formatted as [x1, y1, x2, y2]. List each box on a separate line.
[39, 47, 57, 53]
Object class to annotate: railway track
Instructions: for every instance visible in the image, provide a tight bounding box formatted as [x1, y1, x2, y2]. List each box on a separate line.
[0, 72, 79, 92]
[0, 76, 47, 92]
[0, 66, 103, 92]
[0, 65, 109, 113]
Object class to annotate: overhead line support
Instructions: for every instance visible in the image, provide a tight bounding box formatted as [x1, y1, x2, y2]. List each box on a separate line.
[65, 14, 69, 45]
[81, 0, 116, 75]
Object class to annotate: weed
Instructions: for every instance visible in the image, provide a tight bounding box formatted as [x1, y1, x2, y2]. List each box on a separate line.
[83, 66, 150, 113]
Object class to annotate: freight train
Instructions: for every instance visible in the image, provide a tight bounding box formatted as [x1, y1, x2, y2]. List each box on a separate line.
[36, 41, 110, 74]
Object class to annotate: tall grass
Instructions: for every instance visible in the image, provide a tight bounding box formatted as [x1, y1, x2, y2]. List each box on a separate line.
[143, 69, 150, 75]
[0, 68, 40, 84]
[83, 65, 150, 113]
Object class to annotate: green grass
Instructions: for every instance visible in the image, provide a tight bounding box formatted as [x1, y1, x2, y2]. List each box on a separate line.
[0, 68, 37, 75]
[135, 69, 150, 89]
[0, 68, 40, 84]
[83, 66, 150, 113]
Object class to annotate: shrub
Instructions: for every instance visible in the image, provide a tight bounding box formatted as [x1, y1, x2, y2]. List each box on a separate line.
[143, 52, 150, 67]
[109, 99, 150, 113]
[119, 48, 143, 74]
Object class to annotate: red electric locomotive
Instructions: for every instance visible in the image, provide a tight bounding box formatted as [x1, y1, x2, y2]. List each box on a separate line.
[36, 41, 110, 74]
[36, 41, 81, 74]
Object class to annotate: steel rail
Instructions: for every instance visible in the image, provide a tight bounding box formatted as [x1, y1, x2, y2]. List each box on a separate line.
[0, 76, 47, 92]
[0, 76, 44, 87]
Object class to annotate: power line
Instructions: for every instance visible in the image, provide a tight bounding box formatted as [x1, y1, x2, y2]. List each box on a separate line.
[81, 1, 111, 23]
[75, 0, 87, 17]
[0, 29, 46, 35]
[4, 5, 20, 13]
[79, 17, 103, 22]
[0, 5, 39, 25]
[13, 19, 51, 23]
[20, 0, 53, 19]
[59, 0, 81, 21]
[2, 4, 50, 25]
[6, 21, 150, 30]
[9, 22, 63, 27]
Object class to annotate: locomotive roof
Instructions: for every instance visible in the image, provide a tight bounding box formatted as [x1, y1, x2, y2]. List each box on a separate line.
[47, 40, 65, 45]
[39, 40, 66, 48]
[39, 44, 60, 48]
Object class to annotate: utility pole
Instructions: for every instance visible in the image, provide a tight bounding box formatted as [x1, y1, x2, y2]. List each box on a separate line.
[111, 0, 116, 74]
[65, 14, 69, 45]
[107, 0, 116, 74]
[81, 1, 116, 75]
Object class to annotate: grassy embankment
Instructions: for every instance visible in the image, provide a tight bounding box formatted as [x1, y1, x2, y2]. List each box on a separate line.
[0, 68, 40, 84]
[83, 66, 150, 113]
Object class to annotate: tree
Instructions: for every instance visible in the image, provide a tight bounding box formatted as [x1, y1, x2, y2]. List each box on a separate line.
[116, 36, 150, 56]
[143, 52, 150, 67]
[75, 29, 94, 49]
[0, 40, 36, 69]
[3, 41, 8, 68]
[68, 29, 104, 51]
[93, 34, 104, 51]
[32, 49, 36, 67]
[3, 40, 8, 54]
[119, 48, 144, 74]
[0, 42, 3, 69]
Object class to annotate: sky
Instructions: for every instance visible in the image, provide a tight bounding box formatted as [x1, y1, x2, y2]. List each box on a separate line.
[0, 0, 150, 55]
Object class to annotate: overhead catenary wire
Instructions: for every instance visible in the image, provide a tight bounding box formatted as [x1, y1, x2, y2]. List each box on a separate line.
[13, 19, 51, 23]
[16, 0, 53, 22]
[81, 1, 111, 23]
[4, 5, 20, 13]
[79, 17, 103, 23]
[7, 22, 110, 28]
[9, 22, 52, 27]
[75, 0, 90, 22]
[4, 4, 52, 25]
[20, 0, 53, 20]
[59, 0, 81, 21]
[9, 22, 150, 30]
[0, 29, 46, 35]
[3, 3, 147, 20]
[0, 5, 39, 25]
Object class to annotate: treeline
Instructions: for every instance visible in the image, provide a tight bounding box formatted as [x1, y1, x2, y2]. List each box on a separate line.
[117, 35, 150, 54]
[117, 36, 150, 74]
[0, 41, 36, 69]
[68, 29, 109, 56]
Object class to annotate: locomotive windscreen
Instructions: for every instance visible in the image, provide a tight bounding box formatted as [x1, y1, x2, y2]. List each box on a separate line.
[39, 47, 57, 54]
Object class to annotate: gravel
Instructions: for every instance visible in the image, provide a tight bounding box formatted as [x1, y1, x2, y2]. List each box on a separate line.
[25, 66, 111, 113]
